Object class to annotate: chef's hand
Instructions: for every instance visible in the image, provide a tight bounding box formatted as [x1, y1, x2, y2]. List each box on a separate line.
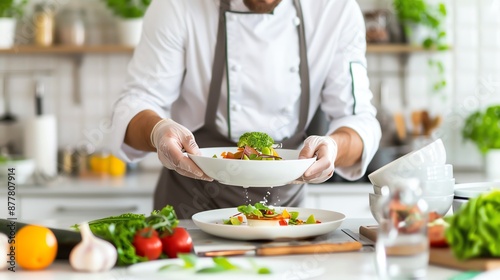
[150, 119, 212, 181]
[294, 135, 338, 184]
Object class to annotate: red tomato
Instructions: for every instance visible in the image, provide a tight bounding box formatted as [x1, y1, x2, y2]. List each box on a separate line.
[428, 224, 448, 247]
[279, 219, 288, 226]
[133, 227, 163, 260]
[160, 227, 193, 258]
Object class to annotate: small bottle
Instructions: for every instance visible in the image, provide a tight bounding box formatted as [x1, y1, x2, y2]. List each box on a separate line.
[34, 2, 55, 46]
[375, 178, 429, 280]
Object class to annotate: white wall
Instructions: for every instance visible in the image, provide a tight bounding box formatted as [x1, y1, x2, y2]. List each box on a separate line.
[1, 0, 499, 171]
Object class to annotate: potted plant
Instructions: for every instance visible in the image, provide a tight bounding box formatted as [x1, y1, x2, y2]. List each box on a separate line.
[462, 105, 500, 179]
[393, 0, 448, 96]
[101, 0, 151, 46]
[0, 0, 27, 48]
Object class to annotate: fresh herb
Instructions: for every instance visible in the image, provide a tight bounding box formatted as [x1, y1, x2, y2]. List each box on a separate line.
[159, 254, 272, 275]
[101, 0, 152, 19]
[72, 205, 179, 266]
[0, 0, 27, 18]
[462, 105, 500, 155]
[445, 190, 500, 260]
[237, 203, 271, 218]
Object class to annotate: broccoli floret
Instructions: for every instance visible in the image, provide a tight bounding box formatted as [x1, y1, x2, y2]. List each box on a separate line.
[237, 132, 274, 151]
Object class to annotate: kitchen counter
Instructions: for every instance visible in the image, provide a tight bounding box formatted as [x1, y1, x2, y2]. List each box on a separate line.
[0, 218, 465, 280]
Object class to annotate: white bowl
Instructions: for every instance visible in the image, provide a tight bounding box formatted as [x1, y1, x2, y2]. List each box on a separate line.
[369, 193, 453, 223]
[373, 178, 455, 196]
[188, 147, 315, 187]
[0, 157, 36, 185]
[452, 182, 500, 212]
[368, 139, 447, 186]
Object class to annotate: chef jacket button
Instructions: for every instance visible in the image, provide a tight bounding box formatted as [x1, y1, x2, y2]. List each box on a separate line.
[282, 106, 293, 113]
[293, 17, 301, 26]
[231, 103, 242, 111]
[290, 66, 298, 73]
[228, 14, 237, 21]
[231, 64, 241, 72]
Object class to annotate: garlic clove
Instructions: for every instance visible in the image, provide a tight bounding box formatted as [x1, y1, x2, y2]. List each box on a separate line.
[70, 222, 117, 272]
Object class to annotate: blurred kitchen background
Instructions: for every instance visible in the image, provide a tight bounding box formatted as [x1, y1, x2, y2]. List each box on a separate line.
[0, 0, 499, 186]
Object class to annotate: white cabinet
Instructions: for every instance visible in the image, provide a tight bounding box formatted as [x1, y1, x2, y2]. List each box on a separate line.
[20, 195, 152, 224]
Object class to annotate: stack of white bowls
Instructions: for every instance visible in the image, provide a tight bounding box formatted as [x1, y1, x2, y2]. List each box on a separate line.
[367, 139, 454, 223]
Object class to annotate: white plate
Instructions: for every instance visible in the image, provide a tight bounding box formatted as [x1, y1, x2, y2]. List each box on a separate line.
[454, 182, 500, 198]
[191, 207, 345, 240]
[188, 147, 315, 187]
[127, 257, 325, 280]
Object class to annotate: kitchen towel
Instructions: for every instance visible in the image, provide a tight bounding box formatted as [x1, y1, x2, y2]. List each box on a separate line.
[24, 114, 58, 177]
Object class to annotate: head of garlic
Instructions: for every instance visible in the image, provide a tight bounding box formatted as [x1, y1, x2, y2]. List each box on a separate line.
[70, 222, 117, 272]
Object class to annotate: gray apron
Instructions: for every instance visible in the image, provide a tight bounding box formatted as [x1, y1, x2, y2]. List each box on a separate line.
[154, 0, 312, 219]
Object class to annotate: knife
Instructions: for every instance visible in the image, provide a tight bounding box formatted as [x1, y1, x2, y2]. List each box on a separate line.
[341, 228, 375, 252]
[198, 241, 362, 257]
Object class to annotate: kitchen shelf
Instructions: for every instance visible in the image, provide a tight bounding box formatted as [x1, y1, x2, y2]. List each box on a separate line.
[366, 44, 442, 53]
[0, 45, 134, 54]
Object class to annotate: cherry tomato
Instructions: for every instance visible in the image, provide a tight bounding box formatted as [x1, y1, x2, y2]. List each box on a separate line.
[133, 227, 162, 260]
[160, 227, 193, 258]
[428, 223, 448, 247]
[279, 219, 288, 226]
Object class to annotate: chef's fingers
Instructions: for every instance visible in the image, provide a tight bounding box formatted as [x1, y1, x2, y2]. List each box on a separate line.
[157, 146, 212, 181]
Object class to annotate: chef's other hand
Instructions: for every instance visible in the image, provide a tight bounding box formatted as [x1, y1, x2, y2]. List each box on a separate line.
[294, 135, 338, 184]
[150, 119, 212, 181]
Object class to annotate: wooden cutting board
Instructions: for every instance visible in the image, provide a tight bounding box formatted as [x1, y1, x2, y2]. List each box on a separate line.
[359, 225, 500, 271]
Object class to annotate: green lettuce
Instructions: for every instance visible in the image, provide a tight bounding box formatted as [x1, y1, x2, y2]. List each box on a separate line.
[445, 190, 500, 259]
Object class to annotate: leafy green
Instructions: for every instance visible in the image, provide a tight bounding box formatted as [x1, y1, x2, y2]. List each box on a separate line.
[72, 205, 179, 266]
[101, 0, 152, 19]
[0, 0, 27, 18]
[445, 190, 500, 260]
[237, 203, 272, 218]
[237, 132, 275, 152]
[159, 254, 271, 275]
[462, 106, 500, 154]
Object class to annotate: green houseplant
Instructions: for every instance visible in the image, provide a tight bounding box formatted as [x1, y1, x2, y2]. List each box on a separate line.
[462, 105, 500, 179]
[0, 0, 28, 48]
[101, 0, 151, 19]
[101, 0, 152, 46]
[393, 0, 448, 96]
[462, 105, 500, 154]
[0, 0, 27, 18]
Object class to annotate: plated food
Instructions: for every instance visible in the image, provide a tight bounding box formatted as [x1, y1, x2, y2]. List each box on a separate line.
[215, 132, 282, 161]
[223, 203, 320, 227]
[192, 207, 345, 240]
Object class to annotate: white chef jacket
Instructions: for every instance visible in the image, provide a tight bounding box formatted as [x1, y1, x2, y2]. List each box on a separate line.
[110, 0, 381, 181]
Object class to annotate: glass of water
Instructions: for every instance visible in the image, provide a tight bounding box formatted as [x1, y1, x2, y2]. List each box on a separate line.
[375, 179, 429, 280]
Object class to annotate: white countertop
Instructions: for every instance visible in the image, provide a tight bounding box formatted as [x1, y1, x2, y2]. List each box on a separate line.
[0, 219, 467, 280]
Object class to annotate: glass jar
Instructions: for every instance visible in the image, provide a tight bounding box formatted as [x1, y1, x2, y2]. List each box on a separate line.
[375, 179, 429, 280]
[364, 10, 390, 43]
[56, 6, 86, 46]
[34, 2, 56, 46]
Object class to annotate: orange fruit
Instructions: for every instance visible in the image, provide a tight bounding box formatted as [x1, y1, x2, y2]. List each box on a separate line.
[15, 225, 57, 270]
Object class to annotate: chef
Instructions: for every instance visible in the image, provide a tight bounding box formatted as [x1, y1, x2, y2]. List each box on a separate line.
[110, 0, 381, 219]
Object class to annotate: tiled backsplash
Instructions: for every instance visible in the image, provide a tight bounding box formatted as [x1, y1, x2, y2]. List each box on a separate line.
[1, 0, 499, 171]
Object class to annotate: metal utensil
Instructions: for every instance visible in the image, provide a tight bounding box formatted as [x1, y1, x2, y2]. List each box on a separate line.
[341, 229, 375, 252]
[198, 241, 362, 257]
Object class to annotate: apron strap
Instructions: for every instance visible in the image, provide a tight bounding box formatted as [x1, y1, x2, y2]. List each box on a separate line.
[205, 0, 231, 131]
[205, 0, 310, 143]
[293, 0, 310, 137]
